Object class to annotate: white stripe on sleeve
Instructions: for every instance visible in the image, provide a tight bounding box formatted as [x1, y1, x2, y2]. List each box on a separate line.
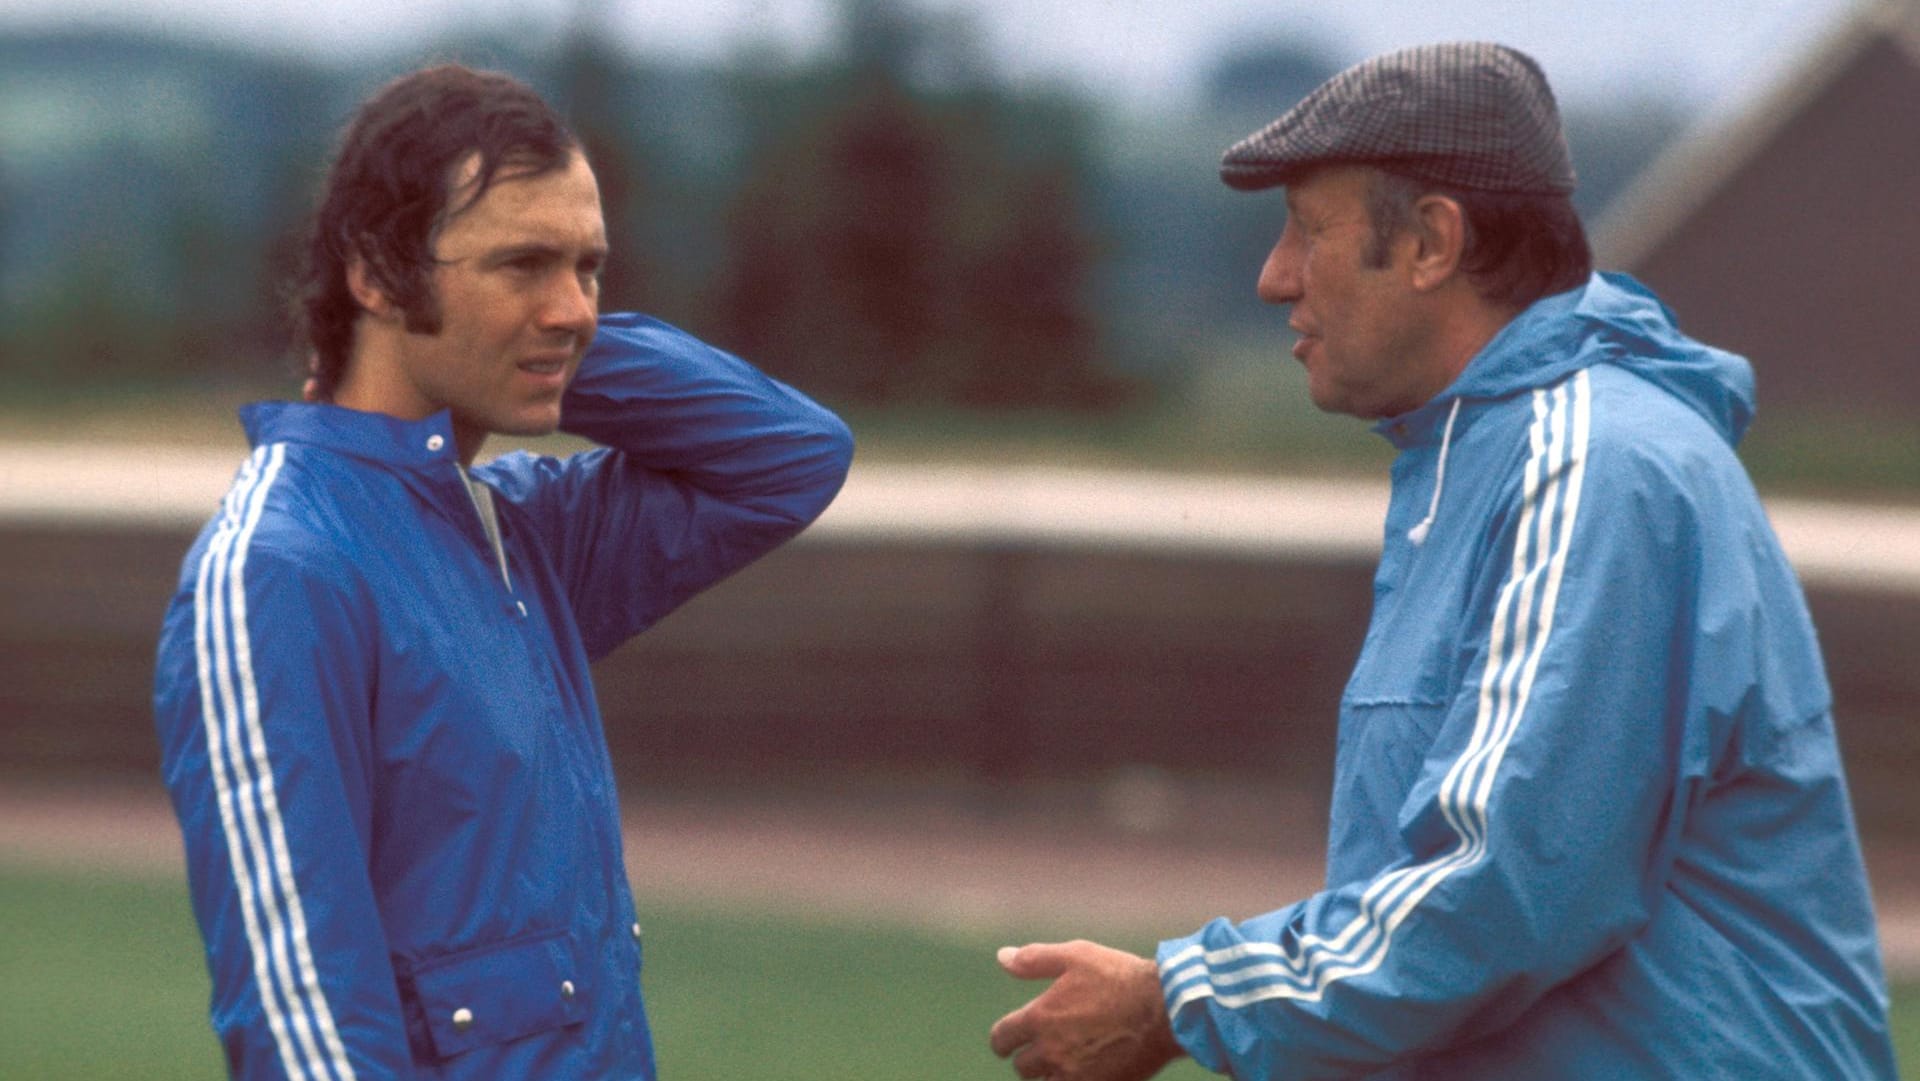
[194, 444, 358, 1081]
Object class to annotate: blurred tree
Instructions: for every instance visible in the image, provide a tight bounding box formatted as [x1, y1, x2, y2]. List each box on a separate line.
[0, 167, 18, 370]
[708, 0, 1131, 410]
[712, 77, 939, 401]
[950, 166, 1113, 407]
[8, 243, 169, 384]
[0, 22, 1688, 415]
[556, 2, 654, 313]
[1203, 38, 1344, 120]
[1067, 36, 1348, 392]
[0, 32, 335, 393]
[1201, 39, 1347, 312]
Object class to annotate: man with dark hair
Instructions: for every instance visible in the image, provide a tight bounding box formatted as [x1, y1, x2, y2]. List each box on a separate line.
[153, 64, 853, 1079]
[295, 64, 588, 404]
[990, 42, 1895, 1081]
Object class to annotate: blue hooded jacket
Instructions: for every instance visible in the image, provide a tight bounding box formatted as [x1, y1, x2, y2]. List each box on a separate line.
[153, 314, 853, 1079]
[1157, 274, 1896, 1079]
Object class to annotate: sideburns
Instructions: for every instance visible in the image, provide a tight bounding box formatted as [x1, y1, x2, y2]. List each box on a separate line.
[1361, 173, 1422, 270]
[401, 288, 444, 337]
[1361, 224, 1397, 270]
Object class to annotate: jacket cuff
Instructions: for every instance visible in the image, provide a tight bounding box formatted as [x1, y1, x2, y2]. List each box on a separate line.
[1157, 928, 1230, 1075]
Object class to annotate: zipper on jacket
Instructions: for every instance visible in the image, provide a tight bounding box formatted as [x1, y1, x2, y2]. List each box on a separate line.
[458, 467, 519, 606]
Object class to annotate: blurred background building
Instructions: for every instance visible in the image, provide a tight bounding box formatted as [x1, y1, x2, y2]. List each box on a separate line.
[1597, 0, 1920, 482]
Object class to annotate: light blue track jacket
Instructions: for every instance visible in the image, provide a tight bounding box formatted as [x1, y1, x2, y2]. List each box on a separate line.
[153, 314, 853, 1079]
[1157, 274, 1896, 1079]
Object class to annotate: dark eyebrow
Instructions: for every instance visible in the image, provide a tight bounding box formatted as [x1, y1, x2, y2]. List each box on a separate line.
[485, 243, 563, 264]
[478, 243, 609, 268]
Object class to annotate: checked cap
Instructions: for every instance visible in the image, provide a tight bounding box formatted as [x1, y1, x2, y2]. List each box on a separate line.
[1220, 42, 1576, 195]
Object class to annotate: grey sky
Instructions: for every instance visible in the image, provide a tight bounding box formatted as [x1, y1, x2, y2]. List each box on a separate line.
[3, 0, 1862, 114]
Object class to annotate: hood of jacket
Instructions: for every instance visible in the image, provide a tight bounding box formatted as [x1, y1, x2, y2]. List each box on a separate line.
[1383, 271, 1755, 447]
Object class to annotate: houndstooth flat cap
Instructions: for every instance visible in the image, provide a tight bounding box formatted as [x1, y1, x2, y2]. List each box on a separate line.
[1220, 42, 1576, 195]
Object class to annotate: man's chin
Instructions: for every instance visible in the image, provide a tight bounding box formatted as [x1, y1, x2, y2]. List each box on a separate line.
[490, 407, 565, 439]
[493, 421, 563, 440]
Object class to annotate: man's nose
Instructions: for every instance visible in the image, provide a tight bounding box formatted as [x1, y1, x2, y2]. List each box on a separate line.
[542, 272, 598, 335]
[1257, 243, 1301, 306]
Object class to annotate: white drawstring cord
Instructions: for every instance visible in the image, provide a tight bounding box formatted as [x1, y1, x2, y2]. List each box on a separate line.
[1407, 397, 1462, 546]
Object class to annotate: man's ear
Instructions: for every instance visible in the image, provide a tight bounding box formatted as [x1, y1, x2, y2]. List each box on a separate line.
[1407, 194, 1467, 293]
[345, 251, 399, 321]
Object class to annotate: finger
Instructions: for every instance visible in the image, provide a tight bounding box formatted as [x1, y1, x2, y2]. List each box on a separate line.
[1012, 1043, 1053, 1080]
[989, 1006, 1032, 1058]
[998, 942, 1073, 979]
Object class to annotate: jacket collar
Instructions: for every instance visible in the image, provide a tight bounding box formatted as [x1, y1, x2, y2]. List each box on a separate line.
[1373, 399, 1452, 451]
[1370, 271, 1755, 453]
[239, 401, 465, 472]
[1370, 276, 1593, 452]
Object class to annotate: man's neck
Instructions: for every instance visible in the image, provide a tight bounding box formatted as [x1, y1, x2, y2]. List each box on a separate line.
[1428, 294, 1524, 398]
[331, 346, 488, 466]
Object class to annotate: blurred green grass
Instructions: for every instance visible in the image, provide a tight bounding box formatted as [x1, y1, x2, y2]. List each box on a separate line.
[2, 864, 1912, 1079]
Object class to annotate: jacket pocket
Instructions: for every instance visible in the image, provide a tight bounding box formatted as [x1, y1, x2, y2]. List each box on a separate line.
[1327, 698, 1449, 881]
[402, 929, 588, 1062]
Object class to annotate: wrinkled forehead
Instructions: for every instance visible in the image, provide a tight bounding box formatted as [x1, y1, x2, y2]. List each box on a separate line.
[440, 149, 582, 219]
[430, 150, 605, 258]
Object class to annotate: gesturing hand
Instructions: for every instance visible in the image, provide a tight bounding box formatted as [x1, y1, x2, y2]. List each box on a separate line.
[989, 940, 1185, 1081]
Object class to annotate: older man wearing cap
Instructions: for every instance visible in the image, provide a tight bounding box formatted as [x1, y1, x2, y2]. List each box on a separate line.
[989, 42, 1896, 1081]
